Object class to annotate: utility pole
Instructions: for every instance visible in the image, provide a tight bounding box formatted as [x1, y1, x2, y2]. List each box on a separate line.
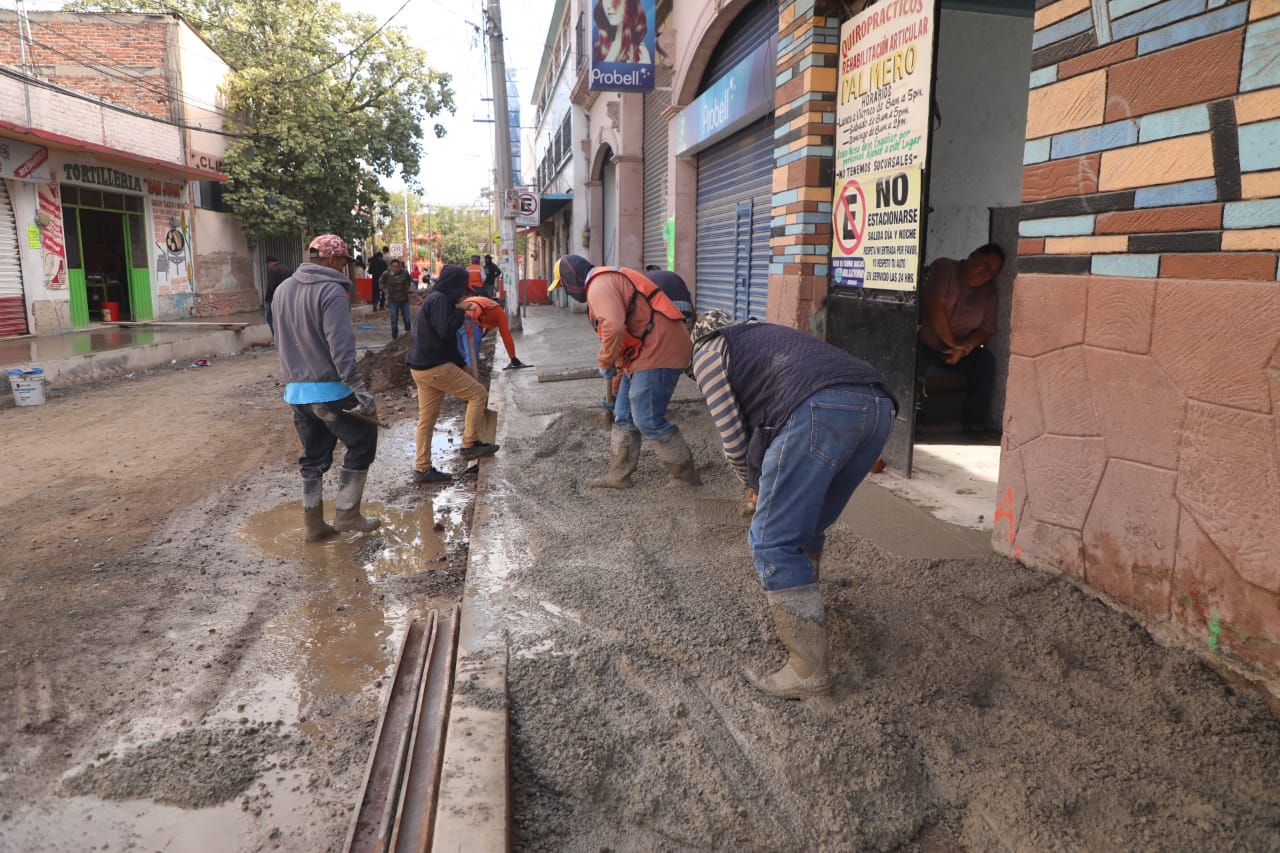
[485, 0, 521, 330]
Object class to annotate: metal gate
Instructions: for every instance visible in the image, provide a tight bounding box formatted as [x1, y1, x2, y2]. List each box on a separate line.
[694, 117, 772, 320]
[0, 181, 28, 337]
[642, 62, 672, 269]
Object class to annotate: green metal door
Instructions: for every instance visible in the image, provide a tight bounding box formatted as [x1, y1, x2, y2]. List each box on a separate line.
[126, 213, 152, 321]
[64, 206, 88, 327]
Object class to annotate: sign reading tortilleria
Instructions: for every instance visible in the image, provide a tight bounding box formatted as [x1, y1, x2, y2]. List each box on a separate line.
[831, 0, 935, 292]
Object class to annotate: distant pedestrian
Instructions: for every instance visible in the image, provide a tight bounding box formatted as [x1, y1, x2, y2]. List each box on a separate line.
[367, 248, 389, 310]
[466, 255, 486, 297]
[689, 311, 896, 699]
[482, 253, 502, 299]
[549, 254, 698, 489]
[264, 255, 293, 335]
[406, 265, 499, 484]
[273, 235, 381, 542]
[380, 258, 414, 339]
[459, 295, 529, 370]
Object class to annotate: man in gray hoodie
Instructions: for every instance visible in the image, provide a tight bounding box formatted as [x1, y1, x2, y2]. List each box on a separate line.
[274, 234, 381, 541]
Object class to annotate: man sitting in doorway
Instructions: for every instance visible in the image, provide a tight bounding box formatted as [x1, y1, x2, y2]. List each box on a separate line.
[917, 242, 1005, 441]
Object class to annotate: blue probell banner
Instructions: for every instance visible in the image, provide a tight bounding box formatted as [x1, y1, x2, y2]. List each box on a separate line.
[589, 0, 656, 93]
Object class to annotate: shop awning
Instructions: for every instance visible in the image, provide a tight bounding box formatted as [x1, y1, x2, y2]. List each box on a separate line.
[0, 119, 228, 182]
[539, 193, 572, 221]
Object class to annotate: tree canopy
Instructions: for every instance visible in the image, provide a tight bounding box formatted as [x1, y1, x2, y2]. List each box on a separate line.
[69, 0, 456, 238]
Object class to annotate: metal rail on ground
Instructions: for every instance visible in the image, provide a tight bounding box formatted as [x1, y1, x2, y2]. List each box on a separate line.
[346, 606, 461, 853]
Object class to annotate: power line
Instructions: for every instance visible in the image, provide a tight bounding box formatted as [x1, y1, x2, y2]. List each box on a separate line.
[274, 0, 417, 86]
[0, 20, 241, 125]
[0, 63, 253, 138]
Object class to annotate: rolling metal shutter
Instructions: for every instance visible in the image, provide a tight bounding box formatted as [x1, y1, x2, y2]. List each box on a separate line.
[694, 117, 773, 320]
[691, 0, 776, 320]
[0, 181, 28, 337]
[642, 62, 672, 269]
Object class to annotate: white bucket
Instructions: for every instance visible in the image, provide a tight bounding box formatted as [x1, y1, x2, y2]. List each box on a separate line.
[8, 367, 46, 406]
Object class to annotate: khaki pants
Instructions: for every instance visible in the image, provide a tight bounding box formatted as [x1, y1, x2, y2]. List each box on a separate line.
[411, 363, 488, 471]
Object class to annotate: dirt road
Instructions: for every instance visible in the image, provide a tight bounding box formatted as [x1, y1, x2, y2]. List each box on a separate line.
[0, 330, 474, 851]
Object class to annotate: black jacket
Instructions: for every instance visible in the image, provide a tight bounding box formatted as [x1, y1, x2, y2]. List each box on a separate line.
[406, 265, 469, 370]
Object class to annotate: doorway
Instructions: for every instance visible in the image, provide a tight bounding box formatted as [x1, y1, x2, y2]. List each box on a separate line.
[61, 185, 152, 326]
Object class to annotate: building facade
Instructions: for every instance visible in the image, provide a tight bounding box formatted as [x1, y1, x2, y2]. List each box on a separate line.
[536, 0, 1280, 683]
[0, 12, 254, 337]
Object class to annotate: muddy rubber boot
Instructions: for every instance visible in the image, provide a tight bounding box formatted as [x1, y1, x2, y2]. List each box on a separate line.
[302, 478, 337, 542]
[652, 428, 701, 486]
[333, 468, 381, 533]
[587, 426, 642, 489]
[745, 584, 832, 699]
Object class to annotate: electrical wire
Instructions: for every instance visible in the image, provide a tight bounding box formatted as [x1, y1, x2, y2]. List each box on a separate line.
[0, 19, 241, 125]
[0, 63, 253, 138]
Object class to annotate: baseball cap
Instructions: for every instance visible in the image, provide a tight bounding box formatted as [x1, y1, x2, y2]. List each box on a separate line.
[308, 234, 351, 260]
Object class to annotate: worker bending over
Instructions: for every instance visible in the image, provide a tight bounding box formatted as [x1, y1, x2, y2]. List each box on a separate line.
[690, 310, 896, 699]
[550, 254, 700, 489]
[458, 295, 530, 370]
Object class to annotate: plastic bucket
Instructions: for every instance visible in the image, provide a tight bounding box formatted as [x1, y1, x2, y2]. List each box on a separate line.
[8, 367, 46, 406]
[102, 302, 121, 322]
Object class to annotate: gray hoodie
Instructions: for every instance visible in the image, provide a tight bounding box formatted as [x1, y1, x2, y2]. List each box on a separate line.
[273, 263, 369, 396]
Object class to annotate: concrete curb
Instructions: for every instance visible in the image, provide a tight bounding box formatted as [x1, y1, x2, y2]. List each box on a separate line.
[431, 365, 516, 852]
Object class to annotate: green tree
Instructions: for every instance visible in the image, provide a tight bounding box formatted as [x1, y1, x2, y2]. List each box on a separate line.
[69, 0, 455, 239]
[430, 204, 496, 267]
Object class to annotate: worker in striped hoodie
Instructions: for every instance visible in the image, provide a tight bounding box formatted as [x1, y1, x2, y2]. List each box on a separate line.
[689, 310, 897, 699]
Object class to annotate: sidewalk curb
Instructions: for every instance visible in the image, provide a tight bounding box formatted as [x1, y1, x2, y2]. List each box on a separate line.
[431, 367, 515, 852]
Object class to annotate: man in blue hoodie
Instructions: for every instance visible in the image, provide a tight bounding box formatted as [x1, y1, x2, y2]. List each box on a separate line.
[274, 234, 381, 542]
[406, 264, 499, 484]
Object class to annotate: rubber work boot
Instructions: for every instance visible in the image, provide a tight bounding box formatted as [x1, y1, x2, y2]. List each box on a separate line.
[652, 428, 702, 486]
[302, 477, 337, 542]
[333, 468, 381, 533]
[587, 426, 642, 489]
[745, 584, 832, 699]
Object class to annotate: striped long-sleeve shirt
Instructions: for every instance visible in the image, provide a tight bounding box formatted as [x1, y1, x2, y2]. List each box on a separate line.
[690, 336, 750, 487]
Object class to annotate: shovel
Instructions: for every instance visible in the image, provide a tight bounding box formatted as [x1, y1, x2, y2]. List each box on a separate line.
[308, 402, 391, 430]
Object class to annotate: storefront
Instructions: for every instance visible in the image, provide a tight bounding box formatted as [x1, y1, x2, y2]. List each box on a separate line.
[674, 0, 776, 319]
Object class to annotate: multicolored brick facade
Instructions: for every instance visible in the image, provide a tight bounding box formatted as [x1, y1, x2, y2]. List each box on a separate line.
[769, 0, 841, 328]
[1000, 0, 1280, 678]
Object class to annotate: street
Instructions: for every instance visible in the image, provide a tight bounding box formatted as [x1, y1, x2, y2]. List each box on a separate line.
[2, 309, 1280, 851]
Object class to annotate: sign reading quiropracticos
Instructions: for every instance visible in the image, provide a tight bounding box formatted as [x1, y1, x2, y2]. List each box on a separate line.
[589, 0, 656, 92]
[831, 0, 936, 292]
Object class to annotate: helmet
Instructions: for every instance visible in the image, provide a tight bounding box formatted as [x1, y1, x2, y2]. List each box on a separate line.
[548, 254, 594, 303]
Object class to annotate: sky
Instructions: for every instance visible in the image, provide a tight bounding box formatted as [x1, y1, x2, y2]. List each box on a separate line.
[353, 0, 553, 207]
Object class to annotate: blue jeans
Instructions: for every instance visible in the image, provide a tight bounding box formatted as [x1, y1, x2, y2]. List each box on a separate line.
[614, 367, 683, 440]
[456, 320, 483, 364]
[389, 301, 411, 338]
[749, 384, 895, 591]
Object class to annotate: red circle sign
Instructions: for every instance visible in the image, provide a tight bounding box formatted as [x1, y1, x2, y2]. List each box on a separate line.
[833, 179, 866, 255]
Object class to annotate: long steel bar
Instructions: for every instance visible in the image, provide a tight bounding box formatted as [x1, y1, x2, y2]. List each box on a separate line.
[391, 605, 460, 853]
[345, 616, 433, 853]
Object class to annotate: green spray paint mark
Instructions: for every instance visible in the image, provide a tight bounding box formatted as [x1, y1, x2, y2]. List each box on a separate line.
[664, 217, 676, 271]
[1208, 610, 1220, 651]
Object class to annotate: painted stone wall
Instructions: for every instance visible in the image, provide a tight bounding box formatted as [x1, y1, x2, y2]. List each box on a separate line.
[1001, 0, 1280, 678]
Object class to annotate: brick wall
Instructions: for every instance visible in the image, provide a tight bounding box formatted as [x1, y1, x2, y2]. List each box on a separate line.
[768, 0, 841, 329]
[0, 14, 175, 119]
[1000, 0, 1280, 681]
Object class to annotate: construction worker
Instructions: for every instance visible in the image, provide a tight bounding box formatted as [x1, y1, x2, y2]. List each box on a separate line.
[466, 255, 486, 296]
[406, 264, 499, 484]
[273, 234, 381, 541]
[689, 310, 896, 699]
[549, 254, 699, 489]
[459, 295, 530, 370]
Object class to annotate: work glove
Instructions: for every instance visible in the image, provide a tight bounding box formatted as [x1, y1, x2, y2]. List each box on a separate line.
[353, 389, 377, 417]
[599, 367, 616, 378]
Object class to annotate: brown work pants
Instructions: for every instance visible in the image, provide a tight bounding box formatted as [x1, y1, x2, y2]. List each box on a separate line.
[411, 363, 487, 472]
